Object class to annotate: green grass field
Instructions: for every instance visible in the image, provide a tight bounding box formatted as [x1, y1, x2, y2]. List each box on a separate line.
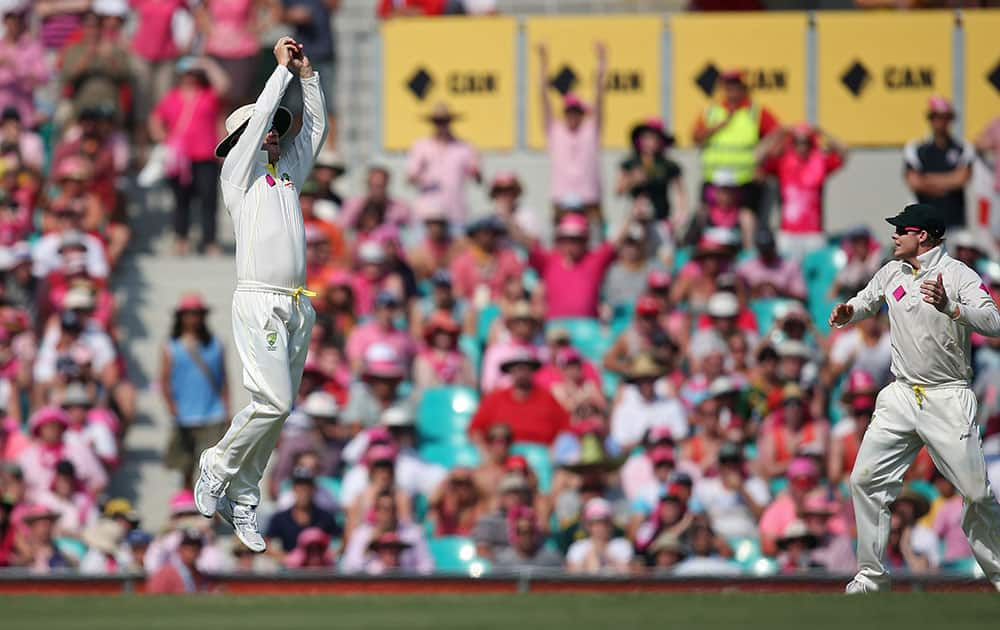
[4, 593, 1000, 630]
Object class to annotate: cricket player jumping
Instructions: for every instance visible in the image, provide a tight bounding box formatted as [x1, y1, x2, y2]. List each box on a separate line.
[830, 203, 1000, 593]
[194, 37, 327, 551]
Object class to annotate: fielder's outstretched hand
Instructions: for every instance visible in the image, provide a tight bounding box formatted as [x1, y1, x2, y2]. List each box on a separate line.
[829, 302, 854, 327]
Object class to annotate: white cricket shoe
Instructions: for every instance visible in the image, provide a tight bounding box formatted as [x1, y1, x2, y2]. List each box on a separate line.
[217, 496, 267, 553]
[193, 450, 227, 518]
[845, 578, 878, 594]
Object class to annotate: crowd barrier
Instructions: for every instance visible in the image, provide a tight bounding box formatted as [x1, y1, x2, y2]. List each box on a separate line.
[378, 10, 1000, 150]
[0, 570, 993, 595]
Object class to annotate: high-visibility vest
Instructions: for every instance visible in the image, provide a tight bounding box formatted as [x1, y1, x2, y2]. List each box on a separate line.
[701, 103, 760, 184]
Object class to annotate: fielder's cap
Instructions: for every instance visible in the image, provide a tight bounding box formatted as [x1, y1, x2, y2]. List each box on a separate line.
[885, 203, 946, 239]
[215, 103, 293, 159]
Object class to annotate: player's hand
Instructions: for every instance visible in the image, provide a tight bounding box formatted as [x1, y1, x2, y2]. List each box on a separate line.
[829, 303, 854, 327]
[920, 273, 950, 313]
[273, 37, 298, 68]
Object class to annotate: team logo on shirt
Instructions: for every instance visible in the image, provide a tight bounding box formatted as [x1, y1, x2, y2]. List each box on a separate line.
[892, 285, 906, 301]
[281, 172, 294, 188]
[266, 331, 277, 350]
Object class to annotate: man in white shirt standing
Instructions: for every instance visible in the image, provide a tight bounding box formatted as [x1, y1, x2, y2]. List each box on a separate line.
[829, 203, 1000, 593]
[194, 37, 327, 552]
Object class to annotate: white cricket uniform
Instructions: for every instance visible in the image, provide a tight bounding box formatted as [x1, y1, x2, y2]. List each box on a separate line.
[206, 65, 327, 506]
[840, 245, 1000, 590]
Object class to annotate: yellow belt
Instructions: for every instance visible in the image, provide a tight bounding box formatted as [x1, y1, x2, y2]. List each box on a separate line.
[912, 385, 927, 408]
[235, 281, 317, 304]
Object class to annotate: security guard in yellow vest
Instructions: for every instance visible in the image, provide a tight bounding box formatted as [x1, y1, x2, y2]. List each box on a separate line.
[693, 69, 779, 214]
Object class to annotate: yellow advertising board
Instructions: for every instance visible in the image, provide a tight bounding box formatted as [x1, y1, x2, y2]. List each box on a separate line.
[525, 16, 662, 149]
[381, 17, 516, 151]
[816, 12, 953, 146]
[963, 10, 1000, 140]
[670, 13, 807, 149]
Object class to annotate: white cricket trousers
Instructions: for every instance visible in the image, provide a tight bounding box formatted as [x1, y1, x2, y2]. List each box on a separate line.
[850, 380, 1000, 590]
[206, 282, 315, 506]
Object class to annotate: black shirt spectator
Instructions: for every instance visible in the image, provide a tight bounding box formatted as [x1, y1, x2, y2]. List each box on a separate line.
[265, 503, 340, 553]
[619, 154, 682, 220]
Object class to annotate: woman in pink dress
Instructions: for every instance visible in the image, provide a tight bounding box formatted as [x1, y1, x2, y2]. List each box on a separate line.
[196, 0, 263, 107]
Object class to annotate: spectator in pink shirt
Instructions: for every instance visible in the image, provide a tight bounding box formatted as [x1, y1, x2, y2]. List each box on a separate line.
[536, 42, 606, 229]
[129, 0, 192, 136]
[928, 472, 972, 563]
[17, 406, 107, 501]
[352, 241, 405, 317]
[150, 57, 229, 256]
[449, 216, 524, 303]
[480, 300, 543, 393]
[195, 0, 262, 107]
[0, 4, 51, 130]
[406, 102, 481, 226]
[757, 123, 846, 260]
[339, 166, 412, 236]
[736, 228, 806, 300]
[758, 456, 821, 556]
[345, 291, 416, 374]
[506, 210, 639, 320]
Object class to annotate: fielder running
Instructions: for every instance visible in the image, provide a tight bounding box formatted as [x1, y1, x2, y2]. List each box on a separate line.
[830, 203, 1000, 593]
[194, 37, 327, 551]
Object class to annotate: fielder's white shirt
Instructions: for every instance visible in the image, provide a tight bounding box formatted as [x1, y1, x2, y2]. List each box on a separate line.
[220, 66, 327, 289]
[843, 246, 1000, 388]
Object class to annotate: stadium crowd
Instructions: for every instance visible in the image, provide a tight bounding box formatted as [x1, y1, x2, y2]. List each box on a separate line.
[1, 0, 1000, 591]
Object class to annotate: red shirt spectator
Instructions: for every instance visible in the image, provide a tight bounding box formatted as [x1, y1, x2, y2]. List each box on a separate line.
[469, 350, 570, 445]
[377, 0, 446, 18]
[759, 124, 846, 235]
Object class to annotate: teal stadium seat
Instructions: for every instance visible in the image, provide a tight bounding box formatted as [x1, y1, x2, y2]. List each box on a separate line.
[510, 442, 554, 492]
[458, 334, 482, 378]
[419, 441, 481, 469]
[427, 536, 491, 576]
[802, 244, 846, 334]
[417, 386, 480, 444]
[547, 318, 612, 363]
[476, 303, 502, 345]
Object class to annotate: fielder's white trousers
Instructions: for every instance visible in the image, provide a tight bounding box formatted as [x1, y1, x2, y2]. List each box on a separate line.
[850, 381, 1000, 590]
[206, 282, 315, 506]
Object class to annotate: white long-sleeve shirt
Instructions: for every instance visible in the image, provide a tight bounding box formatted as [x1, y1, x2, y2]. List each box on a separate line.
[842, 246, 1000, 388]
[220, 66, 328, 289]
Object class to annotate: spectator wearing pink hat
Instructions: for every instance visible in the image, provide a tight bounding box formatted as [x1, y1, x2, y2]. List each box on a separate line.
[827, 370, 877, 485]
[406, 101, 481, 226]
[536, 42, 606, 228]
[758, 456, 823, 556]
[341, 489, 432, 574]
[339, 166, 412, 236]
[36, 459, 98, 538]
[352, 240, 406, 317]
[160, 293, 229, 487]
[506, 208, 642, 320]
[904, 95, 975, 228]
[146, 528, 214, 593]
[494, 505, 562, 571]
[0, 3, 51, 130]
[283, 526, 335, 569]
[342, 344, 412, 431]
[566, 497, 631, 574]
[17, 406, 107, 501]
[144, 489, 225, 575]
[802, 494, 855, 574]
[756, 123, 846, 260]
[412, 312, 475, 390]
[670, 227, 740, 311]
[470, 348, 570, 446]
[618, 116, 687, 228]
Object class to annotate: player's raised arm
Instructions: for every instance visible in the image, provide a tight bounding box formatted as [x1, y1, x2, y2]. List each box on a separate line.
[220, 37, 298, 192]
[831, 265, 887, 327]
[286, 45, 329, 189]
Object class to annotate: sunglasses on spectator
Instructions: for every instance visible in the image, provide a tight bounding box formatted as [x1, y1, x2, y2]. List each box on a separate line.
[894, 226, 923, 236]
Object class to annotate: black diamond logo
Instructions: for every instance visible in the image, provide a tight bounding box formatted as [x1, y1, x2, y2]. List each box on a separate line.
[407, 67, 434, 100]
[695, 63, 720, 97]
[988, 61, 1000, 95]
[550, 65, 578, 95]
[841, 61, 871, 98]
